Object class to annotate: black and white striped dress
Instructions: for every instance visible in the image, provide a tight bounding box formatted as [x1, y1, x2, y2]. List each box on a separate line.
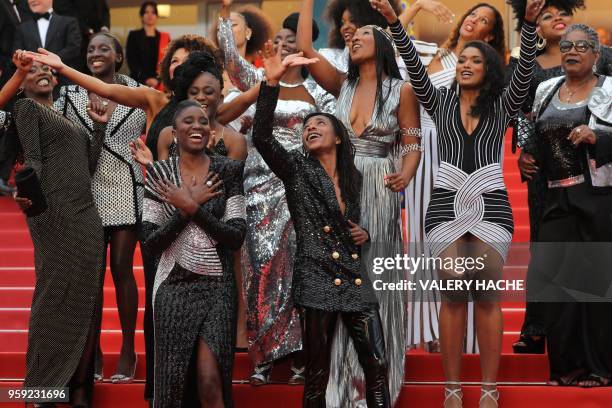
[390, 20, 537, 260]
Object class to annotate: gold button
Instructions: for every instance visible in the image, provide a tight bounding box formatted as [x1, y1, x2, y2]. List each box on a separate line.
[332, 251, 340, 260]
[352, 253, 359, 260]
[334, 278, 342, 286]
[323, 225, 331, 233]
[355, 278, 362, 286]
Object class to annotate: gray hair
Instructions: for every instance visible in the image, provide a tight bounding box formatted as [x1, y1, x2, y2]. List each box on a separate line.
[563, 24, 601, 52]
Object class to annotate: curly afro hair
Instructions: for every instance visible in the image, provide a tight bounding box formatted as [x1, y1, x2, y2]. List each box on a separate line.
[442, 3, 506, 59]
[159, 35, 222, 92]
[325, 0, 402, 49]
[210, 5, 273, 58]
[507, 0, 585, 32]
[173, 51, 224, 103]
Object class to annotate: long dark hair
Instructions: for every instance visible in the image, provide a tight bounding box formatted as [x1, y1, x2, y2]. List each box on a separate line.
[453, 41, 505, 117]
[303, 112, 362, 205]
[442, 3, 506, 59]
[347, 29, 402, 119]
[172, 51, 224, 103]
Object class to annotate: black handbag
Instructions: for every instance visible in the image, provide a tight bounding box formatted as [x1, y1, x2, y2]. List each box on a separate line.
[14, 166, 47, 217]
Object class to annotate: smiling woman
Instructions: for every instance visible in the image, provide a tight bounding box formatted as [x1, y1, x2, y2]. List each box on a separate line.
[53, 31, 148, 385]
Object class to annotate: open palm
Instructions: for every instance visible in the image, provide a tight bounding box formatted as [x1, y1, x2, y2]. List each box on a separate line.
[26, 48, 64, 71]
[261, 40, 319, 83]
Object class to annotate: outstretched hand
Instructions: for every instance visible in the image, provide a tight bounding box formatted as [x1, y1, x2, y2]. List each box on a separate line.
[415, 0, 454, 24]
[369, 0, 399, 24]
[25, 49, 64, 72]
[525, 0, 545, 23]
[129, 138, 153, 166]
[261, 40, 319, 84]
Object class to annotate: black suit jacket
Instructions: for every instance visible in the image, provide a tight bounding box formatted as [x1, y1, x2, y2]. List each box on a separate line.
[0, 0, 30, 58]
[53, 0, 110, 35]
[126, 29, 161, 84]
[12, 12, 82, 68]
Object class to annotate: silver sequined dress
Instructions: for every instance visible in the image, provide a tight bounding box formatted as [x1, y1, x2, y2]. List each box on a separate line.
[217, 15, 337, 365]
[327, 77, 406, 407]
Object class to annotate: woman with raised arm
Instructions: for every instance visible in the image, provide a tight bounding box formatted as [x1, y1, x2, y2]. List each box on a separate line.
[3, 51, 110, 407]
[26, 34, 222, 404]
[215, 11, 335, 386]
[141, 100, 246, 407]
[213, 0, 272, 133]
[253, 40, 391, 408]
[402, 1, 506, 353]
[54, 32, 146, 385]
[297, 1, 422, 405]
[372, 0, 541, 406]
[505, 0, 612, 354]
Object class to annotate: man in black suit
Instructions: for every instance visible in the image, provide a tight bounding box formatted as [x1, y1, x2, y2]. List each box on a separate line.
[53, 0, 110, 72]
[13, 0, 82, 71]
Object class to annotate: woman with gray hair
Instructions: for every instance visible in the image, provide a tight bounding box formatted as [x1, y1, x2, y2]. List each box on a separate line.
[527, 23, 612, 387]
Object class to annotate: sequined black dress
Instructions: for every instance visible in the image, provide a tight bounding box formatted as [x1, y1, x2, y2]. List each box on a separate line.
[13, 98, 105, 390]
[141, 155, 246, 408]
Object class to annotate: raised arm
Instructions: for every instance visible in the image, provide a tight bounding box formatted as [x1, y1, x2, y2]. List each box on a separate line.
[216, 6, 263, 91]
[502, 21, 538, 119]
[28, 49, 167, 115]
[216, 82, 260, 125]
[296, 0, 345, 97]
[0, 51, 32, 109]
[398, 0, 454, 28]
[191, 160, 247, 250]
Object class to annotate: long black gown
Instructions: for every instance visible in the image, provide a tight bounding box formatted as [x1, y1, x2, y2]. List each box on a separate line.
[13, 98, 105, 391]
[141, 155, 246, 407]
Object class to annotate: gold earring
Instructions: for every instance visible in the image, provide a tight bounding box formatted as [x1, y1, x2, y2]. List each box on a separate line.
[536, 35, 547, 51]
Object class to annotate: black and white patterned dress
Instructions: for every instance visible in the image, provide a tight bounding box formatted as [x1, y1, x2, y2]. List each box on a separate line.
[13, 98, 106, 389]
[390, 20, 537, 260]
[55, 75, 147, 227]
[141, 155, 246, 408]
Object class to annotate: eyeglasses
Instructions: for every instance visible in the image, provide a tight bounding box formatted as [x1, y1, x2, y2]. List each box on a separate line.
[560, 40, 595, 53]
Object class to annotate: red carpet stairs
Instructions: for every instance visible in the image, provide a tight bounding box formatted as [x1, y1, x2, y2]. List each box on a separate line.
[1, 136, 611, 407]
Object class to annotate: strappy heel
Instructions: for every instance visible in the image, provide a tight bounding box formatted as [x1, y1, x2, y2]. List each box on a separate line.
[288, 363, 305, 385]
[479, 382, 499, 407]
[111, 354, 138, 384]
[444, 381, 463, 408]
[249, 361, 273, 386]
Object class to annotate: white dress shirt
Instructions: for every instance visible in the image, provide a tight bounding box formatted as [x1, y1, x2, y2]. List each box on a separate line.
[37, 8, 53, 47]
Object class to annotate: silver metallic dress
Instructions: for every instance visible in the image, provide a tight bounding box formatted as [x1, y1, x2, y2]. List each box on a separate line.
[327, 77, 406, 407]
[217, 15, 337, 365]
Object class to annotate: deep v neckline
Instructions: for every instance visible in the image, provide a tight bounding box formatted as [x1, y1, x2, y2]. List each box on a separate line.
[347, 78, 379, 139]
[312, 158, 347, 217]
[455, 98, 484, 138]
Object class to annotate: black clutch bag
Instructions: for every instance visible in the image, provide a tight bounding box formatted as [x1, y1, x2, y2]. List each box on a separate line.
[14, 166, 47, 217]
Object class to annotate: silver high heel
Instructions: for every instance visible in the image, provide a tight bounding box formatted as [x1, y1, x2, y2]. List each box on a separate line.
[479, 382, 499, 407]
[444, 381, 463, 407]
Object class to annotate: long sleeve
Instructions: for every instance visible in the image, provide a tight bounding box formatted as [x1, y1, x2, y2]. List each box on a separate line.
[140, 164, 190, 254]
[389, 20, 441, 117]
[14, 99, 42, 177]
[251, 83, 298, 183]
[597, 46, 612, 76]
[502, 22, 537, 119]
[593, 129, 612, 167]
[125, 31, 141, 82]
[191, 161, 246, 250]
[216, 17, 263, 91]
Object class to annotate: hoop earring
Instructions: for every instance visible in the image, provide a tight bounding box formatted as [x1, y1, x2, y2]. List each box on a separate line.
[536, 35, 547, 51]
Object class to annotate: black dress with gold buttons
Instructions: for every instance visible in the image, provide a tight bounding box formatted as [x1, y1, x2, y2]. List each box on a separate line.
[252, 84, 378, 313]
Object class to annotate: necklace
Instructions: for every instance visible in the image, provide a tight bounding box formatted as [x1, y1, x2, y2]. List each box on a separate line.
[562, 76, 595, 103]
[279, 80, 304, 88]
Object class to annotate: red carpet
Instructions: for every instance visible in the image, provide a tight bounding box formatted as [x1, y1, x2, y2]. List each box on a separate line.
[1, 134, 611, 406]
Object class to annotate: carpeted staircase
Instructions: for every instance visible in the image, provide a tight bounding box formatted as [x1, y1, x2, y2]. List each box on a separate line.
[1, 134, 610, 407]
